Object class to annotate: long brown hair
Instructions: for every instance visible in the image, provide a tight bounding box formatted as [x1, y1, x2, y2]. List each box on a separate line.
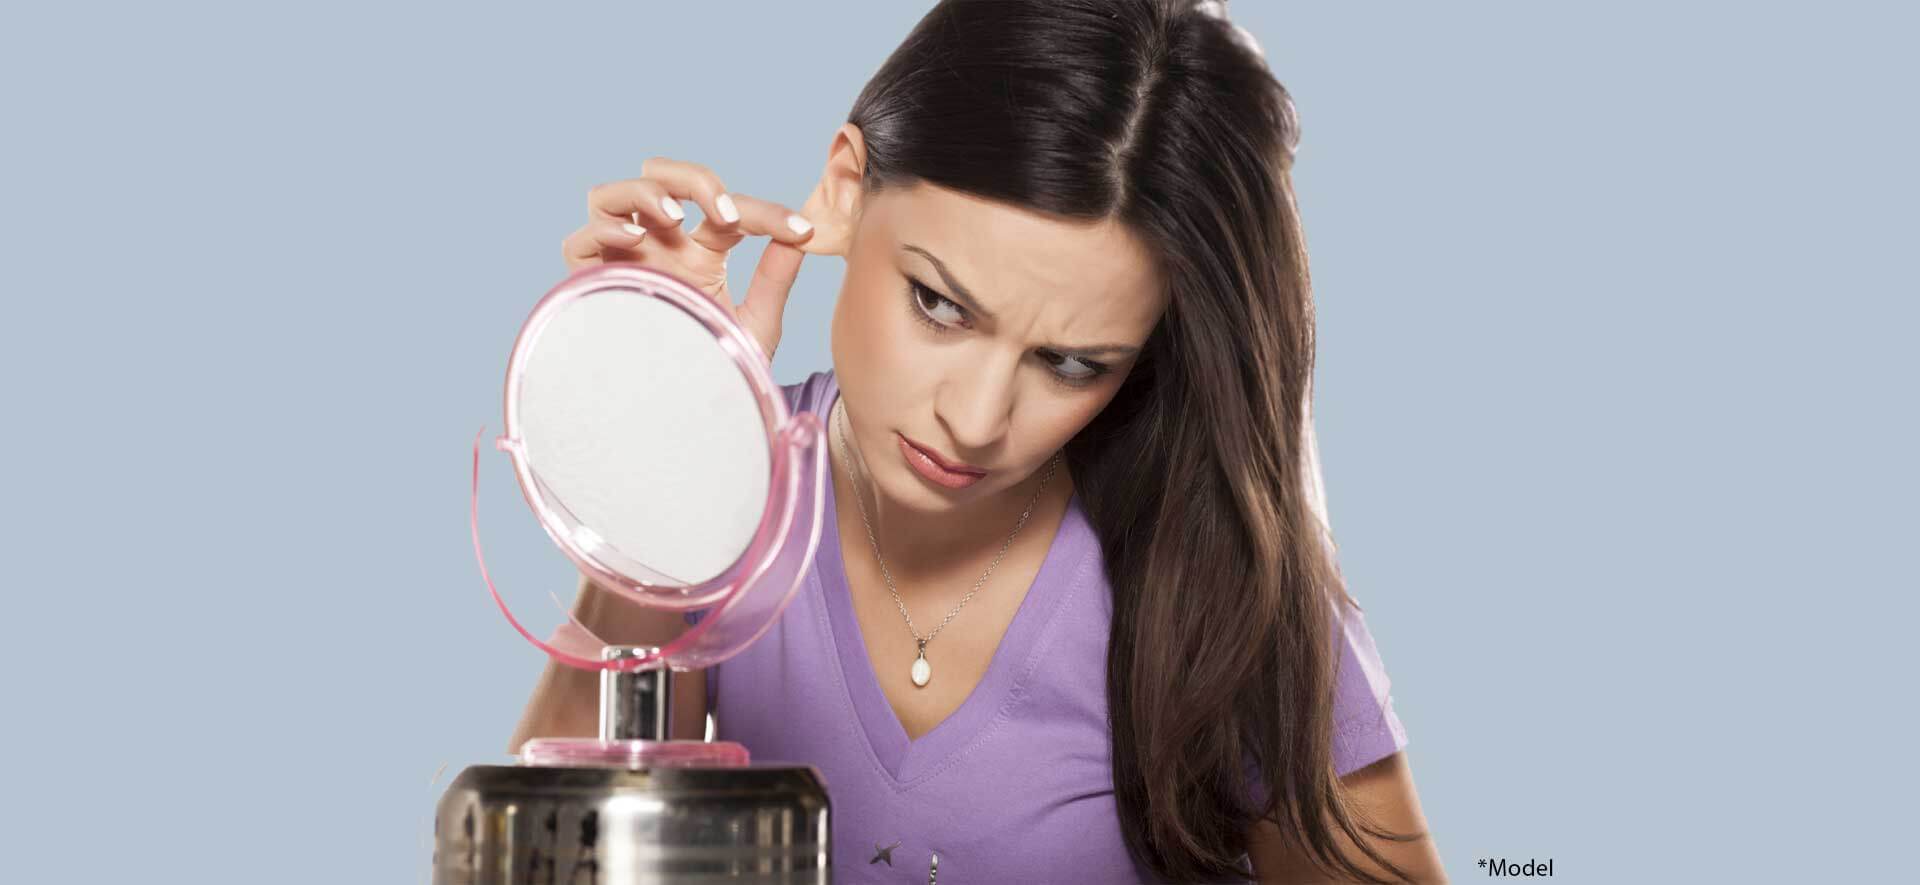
[847, 1, 1425, 880]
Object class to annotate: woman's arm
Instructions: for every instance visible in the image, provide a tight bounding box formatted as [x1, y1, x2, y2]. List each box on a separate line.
[1247, 752, 1447, 884]
[505, 573, 711, 754]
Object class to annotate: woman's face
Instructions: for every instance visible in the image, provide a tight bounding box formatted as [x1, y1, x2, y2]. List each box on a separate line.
[830, 181, 1167, 513]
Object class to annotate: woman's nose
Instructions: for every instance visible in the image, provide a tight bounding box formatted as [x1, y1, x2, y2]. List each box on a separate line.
[936, 364, 1015, 453]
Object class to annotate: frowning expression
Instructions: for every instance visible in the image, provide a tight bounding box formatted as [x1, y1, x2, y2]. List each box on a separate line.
[831, 181, 1166, 509]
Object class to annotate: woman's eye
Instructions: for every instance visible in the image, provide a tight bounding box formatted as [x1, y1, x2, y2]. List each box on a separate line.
[1042, 351, 1108, 385]
[909, 280, 968, 328]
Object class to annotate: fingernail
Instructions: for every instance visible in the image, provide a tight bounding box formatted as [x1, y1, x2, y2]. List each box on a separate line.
[715, 193, 740, 223]
[786, 214, 813, 235]
[658, 196, 684, 221]
[621, 223, 648, 238]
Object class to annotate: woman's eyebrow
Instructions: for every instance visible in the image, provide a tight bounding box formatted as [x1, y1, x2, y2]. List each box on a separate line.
[901, 244, 1142, 358]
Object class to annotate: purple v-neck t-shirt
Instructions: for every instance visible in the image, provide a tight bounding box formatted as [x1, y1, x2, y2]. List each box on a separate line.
[706, 370, 1408, 883]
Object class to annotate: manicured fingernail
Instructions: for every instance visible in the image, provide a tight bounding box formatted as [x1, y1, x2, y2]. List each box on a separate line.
[621, 223, 648, 238]
[658, 196, 684, 221]
[786, 214, 813, 235]
[715, 193, 740, 223]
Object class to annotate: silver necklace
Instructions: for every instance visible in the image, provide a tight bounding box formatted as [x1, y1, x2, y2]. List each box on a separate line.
[832, 397, 1061, 689]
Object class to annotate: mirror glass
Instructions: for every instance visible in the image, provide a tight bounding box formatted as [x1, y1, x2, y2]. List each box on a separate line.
[515, 288, 771, 589]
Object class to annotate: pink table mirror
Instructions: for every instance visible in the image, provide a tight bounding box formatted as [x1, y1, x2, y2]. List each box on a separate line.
[466, 262, 828, 765]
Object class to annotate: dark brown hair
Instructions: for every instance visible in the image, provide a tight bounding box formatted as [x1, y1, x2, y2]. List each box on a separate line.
[847, 1, 1425, 881]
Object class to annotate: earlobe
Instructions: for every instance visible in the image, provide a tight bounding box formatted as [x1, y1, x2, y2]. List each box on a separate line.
[797, 123, 867, 257]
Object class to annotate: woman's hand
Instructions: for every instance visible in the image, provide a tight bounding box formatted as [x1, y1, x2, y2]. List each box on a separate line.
[562, 156, 817, 360]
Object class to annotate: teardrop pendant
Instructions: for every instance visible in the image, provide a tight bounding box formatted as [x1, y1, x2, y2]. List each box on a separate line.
[910, 640, 932, 688]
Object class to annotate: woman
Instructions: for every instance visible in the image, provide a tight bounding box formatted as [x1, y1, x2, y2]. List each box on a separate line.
[514, 1, 1444, 881]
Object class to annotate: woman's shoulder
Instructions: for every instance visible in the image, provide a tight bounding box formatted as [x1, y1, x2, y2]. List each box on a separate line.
[1328, 596, 1410, 776]
[778, 368, 837, 416]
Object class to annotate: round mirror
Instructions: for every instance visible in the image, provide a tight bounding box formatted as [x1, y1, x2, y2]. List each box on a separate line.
[471, 263, 827, 672]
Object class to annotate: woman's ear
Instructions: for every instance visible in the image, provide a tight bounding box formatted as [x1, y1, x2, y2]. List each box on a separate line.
[797, 122, 866, 257]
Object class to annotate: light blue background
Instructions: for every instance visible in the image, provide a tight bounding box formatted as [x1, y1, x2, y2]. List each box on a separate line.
[2, 2, 1911, 882]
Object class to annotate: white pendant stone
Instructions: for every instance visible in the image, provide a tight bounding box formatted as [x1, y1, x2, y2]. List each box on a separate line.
[910, 655, 932, 687]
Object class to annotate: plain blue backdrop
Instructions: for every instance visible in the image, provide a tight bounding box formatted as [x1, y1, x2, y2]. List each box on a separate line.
[2, 2, 1911, 882]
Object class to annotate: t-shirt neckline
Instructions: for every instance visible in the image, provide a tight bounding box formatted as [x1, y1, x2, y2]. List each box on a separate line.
[813, 372, 1093, 785]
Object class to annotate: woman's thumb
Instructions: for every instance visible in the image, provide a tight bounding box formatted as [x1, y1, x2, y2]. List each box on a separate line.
[736, 240, 807, 360]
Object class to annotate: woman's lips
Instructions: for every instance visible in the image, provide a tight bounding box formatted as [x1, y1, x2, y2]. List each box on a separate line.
[898, 434, 986, 489]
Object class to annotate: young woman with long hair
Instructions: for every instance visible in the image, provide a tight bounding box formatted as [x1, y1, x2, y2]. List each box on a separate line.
[516, 2, 1444, 880]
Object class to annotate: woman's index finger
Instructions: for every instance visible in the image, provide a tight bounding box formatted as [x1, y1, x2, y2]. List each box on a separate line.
[588, 178, 671, 220]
